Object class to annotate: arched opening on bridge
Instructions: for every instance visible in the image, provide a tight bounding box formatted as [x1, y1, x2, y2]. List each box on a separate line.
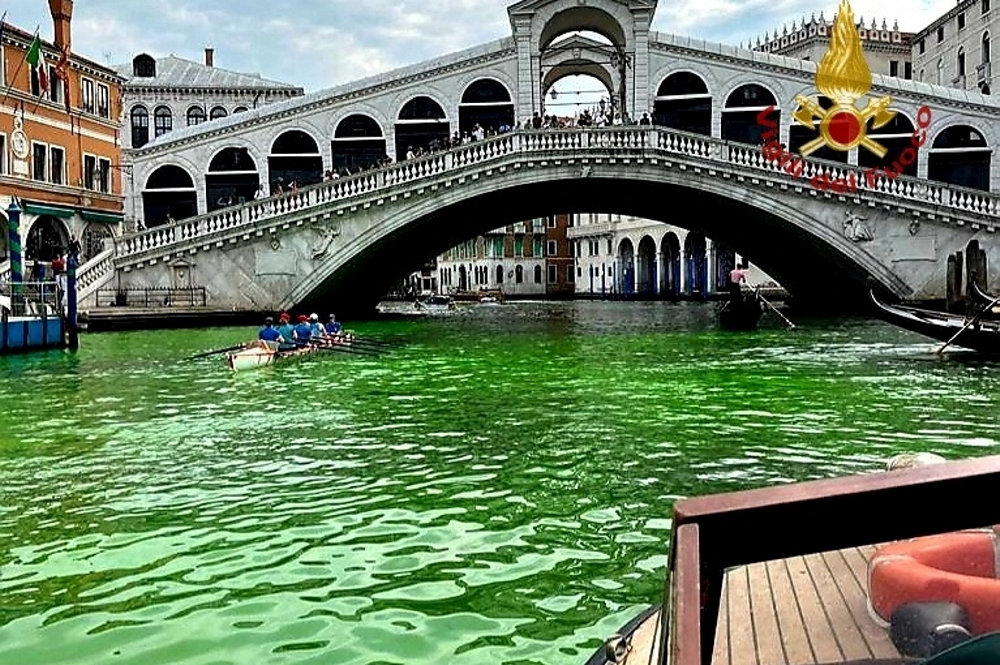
[81, 223, 111, 262]
[25, 215, 69, 264]
[722, 84, 779, 145]
[332, 115, 387, 173]
[460, 79, 515, 134]
[459, 265, 468, 291]
[543, 73, 613, 123]
[539, 10, 626, 53]
[206, 147, 259, 212]
[395, 97, 449, 161]
[789, 96, 847, 163]
[653, 72, 711, 135]
[714, 242, 736, 291]
[269, 130, 323, 191]
[636, 235, 657, 296]
[858, 112, 918, 177]
[684, 232, 708, 296]
[618, 238, 635, 296]
[143, 165, 198, 227]
[661, 232, 681, 296]
[928, 125, 992, 191]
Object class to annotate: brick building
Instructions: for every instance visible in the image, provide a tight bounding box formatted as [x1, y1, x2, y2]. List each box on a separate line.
[0, 0, 125, 271]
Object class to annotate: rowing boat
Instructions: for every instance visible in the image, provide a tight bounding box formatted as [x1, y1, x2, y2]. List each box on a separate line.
[225, 332, 357, 371]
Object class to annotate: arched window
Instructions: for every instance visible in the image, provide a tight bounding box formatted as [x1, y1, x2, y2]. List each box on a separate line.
[132, 54, 155, 78]
[459, 78, 514, 134]
[233, 106, 249, 114]
[153, 106, 172, 137]
[958, 47, 967, 78]
[929, 125, 992, 191]
[534, 265, 543, 283]
[721, 83, 779, 144]
[332, 114, 387, 171]
[395, 96, 449, 161]
[187, 106, 206, 127]
[210, 106, 228, 120]
[937, 59, 944, 85]
[653, 72, 711, 135]
[515, 265, 524, 284]
[496, 265, 504, 284]
[131, 106, 149, 148]
[142, 165, 198, 227]
[984, 32, 992, 64]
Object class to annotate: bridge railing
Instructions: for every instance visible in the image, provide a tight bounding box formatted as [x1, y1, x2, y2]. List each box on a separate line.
[118, 126, 1000, 263]
[77, 248, 118, 301]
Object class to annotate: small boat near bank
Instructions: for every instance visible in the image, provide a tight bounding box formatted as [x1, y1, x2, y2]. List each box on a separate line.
[869, 289, 1000, 354]
[718, 292, 763, 331]
[226, 332, 357, 371]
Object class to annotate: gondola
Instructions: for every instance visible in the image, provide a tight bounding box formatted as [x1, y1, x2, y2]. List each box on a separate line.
[969, 280, 1000, 315]
[718, 289, 763, 331]
[868, 289, 1000, 354]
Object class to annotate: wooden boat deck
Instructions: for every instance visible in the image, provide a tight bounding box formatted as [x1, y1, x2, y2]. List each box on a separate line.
[621, 545, 898, 665]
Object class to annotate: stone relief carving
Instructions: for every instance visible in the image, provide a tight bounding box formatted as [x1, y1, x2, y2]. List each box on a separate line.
[311, 224, 342, 260]
[909, 220, 920, 236]
[843, 210, 873, 243]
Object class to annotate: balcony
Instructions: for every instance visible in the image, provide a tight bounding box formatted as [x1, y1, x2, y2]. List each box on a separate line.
[977, 61, 992, 83]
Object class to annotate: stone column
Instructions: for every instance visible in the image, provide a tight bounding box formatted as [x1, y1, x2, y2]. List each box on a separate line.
[656, 251, 664, 295]
[632, 22, 651, 121]
[513, 19, 536, 123]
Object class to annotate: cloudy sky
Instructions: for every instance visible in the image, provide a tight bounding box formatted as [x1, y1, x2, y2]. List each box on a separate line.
[3, 0, 956, 92]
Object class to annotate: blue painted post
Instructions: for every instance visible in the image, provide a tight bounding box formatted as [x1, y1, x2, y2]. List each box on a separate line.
[66, 240, 79, 350]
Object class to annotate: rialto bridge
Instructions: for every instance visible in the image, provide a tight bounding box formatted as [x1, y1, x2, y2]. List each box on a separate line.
[50, 0, 1000, 314]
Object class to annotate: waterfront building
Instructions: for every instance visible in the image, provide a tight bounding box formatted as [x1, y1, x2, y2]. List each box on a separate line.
[753, 13, 914, 79]
[0, 0, 125, 270]
[436, 215, 575, 298]
[911, 0, 996, 94]
[113, 49, 303, 230]
[568, 214, 779, 298]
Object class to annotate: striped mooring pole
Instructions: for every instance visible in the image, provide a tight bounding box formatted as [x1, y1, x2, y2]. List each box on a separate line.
[7, 198, 22, 284]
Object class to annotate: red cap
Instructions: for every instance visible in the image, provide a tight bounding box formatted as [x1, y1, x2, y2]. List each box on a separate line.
[297, 314, 309, 323]
[279, 312, 290, 322]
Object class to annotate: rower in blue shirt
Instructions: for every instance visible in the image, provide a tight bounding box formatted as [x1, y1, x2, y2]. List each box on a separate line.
[326, 314, 343, 335]
[308, 313, 326, 339]
[258, 317, 284, 342]
[293, 315, 313, 347]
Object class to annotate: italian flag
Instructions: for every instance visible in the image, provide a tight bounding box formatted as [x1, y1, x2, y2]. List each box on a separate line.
[26, 35, 49, 97]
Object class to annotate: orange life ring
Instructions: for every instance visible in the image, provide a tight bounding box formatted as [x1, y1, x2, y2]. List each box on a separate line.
[868, 527, 1000, 636]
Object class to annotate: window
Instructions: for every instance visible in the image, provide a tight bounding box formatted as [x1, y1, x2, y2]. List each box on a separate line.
[959, 13, 966, 30]
[905, 62, 913, 79]
[132, 54, 156, 77]
[919, 39, 926, 54]
[986, 0, 992, 14]
[210, 106, 227, 120]
[890, 60, 899, 77]
[547, 240, 556, 256]
[533, 237, 543, 257]
[546, 265, 555, 283]
[607, 238, 612, 254]
[515, 265, 523, 283]
[154, 106, 172, 137]
[81, 78, 95, 114]
[97, 84, 109, 118]
[567, 266, 575, 283]
[187, 106, 206, 126]
[0, 134, 5, 175]
[131, 106, 149, 148]
[32, 143, 47, 182]
[547, 216, 556, 228]
[937, 59, 944, 84]
[984, 32, 992, 64]
[938, 26, 945, 43]
[493, 237, 504, 258]
[30, 66, 40, 96]
[83, 154, 96, 190]
[496, 265, 504, 284]
[49, 146, 64, 185]
[514, 237, 523, 257]
[97, 158, 110, 193]
[48, 65, 60, 102]
[959, 47, 966, 76]
[536, 265, 544, 283]
[233, 106, 248, 113]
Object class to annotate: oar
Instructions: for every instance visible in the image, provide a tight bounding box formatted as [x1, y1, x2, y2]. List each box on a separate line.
[311, 343, 382, 357]
[187, 343, 246, 361]
[758, 292, 796, 329]
[935, 294, 1000, 355]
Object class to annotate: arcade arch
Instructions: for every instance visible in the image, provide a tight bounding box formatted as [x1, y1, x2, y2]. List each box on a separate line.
[789, 96, 847, 163]
[618, 238, 635, 295]
[207, 147, 260, 211]
[269, 130, 323, 190]
[684, 232, 707, 296]
[143, 164, 197, 227]
[459, 78, 515, 134]
[660, 232, 681, 296]
[653, 72, 711, 135]
[722, 84, 779, 145]
[928, 125, 992, 191]
[25, 215, 69, 263]
[636, 235, 657, 296]
[858, 112, 918, 176]
[395, 96, 449, 160]
[332, 114, 387, 172]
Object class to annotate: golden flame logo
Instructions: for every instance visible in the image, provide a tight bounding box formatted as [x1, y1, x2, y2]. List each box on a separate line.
[793, 0, 896, 157]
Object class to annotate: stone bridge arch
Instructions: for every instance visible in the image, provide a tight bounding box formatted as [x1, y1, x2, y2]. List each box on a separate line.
[279, 166, 913, 314]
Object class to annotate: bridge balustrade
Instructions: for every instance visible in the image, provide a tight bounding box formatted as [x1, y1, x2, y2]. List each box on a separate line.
[119, 126, 1000, 264]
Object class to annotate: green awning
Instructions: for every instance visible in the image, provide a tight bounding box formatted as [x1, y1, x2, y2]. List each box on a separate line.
[80, 211, 124, 224]
[22, 203, 75, 219]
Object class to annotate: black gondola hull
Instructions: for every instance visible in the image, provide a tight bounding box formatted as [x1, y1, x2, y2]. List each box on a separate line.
[869, 290, 1000, 354]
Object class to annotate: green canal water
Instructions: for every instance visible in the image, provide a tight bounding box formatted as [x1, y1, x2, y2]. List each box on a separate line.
[1, 301, 998, 665]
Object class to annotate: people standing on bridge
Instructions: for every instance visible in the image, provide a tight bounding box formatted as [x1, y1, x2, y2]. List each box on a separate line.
[532, 111, 542, 129]
[728, 262, 748, 302]
[639, 112, 651, 126]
